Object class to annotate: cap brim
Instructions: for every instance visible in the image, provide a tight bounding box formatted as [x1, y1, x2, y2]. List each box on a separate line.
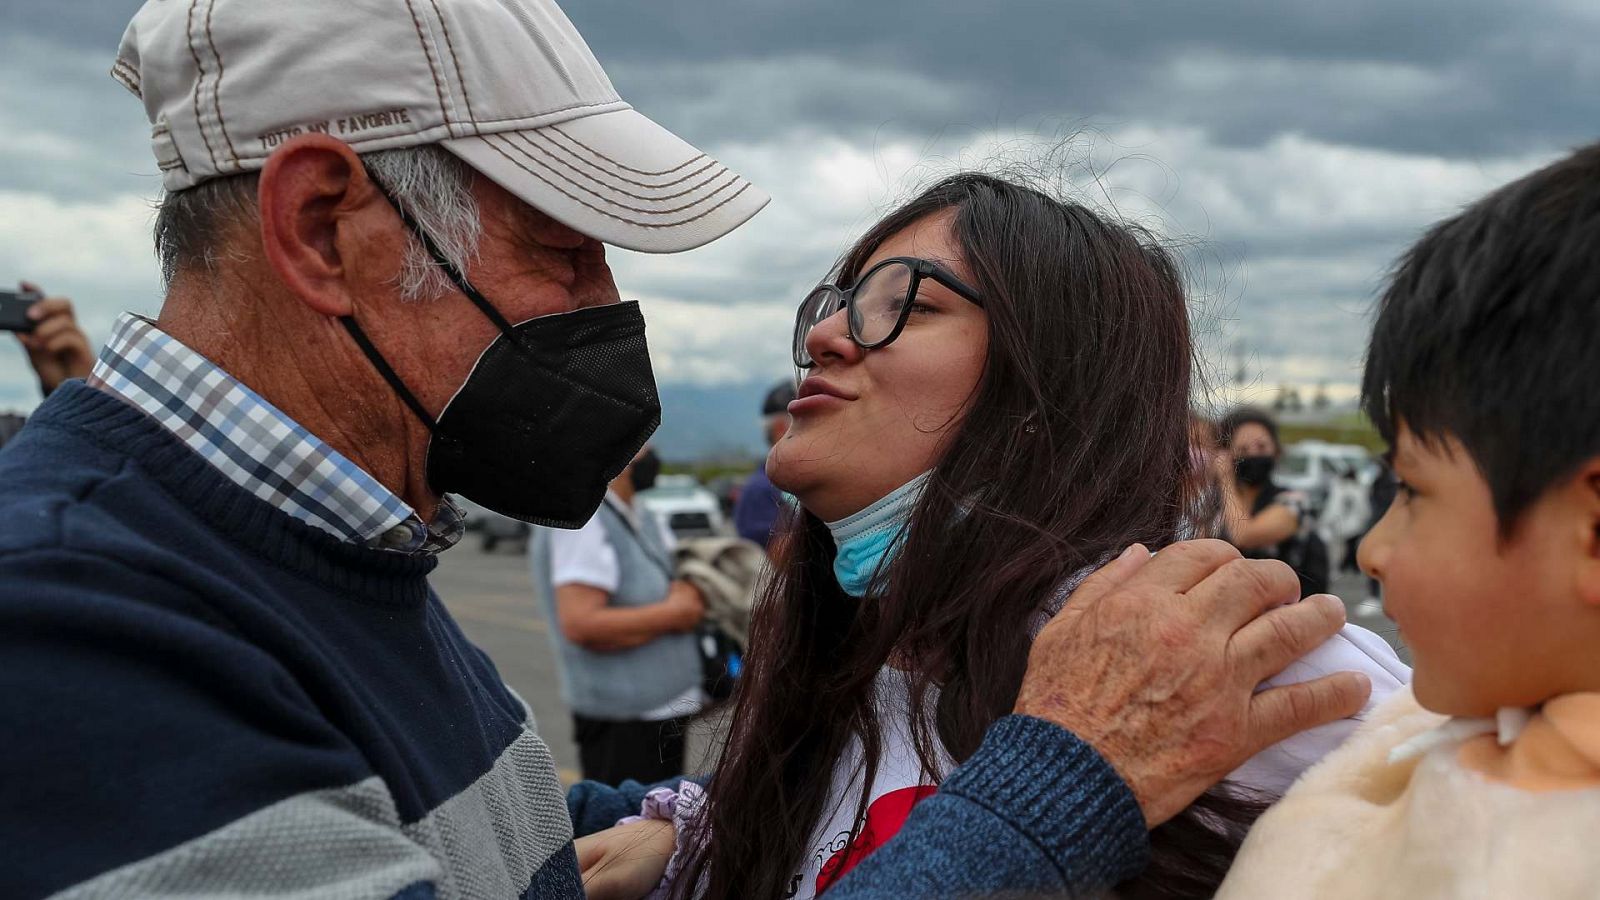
[442, 108, 769, 254]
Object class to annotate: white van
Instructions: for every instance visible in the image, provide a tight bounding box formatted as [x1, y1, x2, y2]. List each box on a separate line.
[1277, 441, 1378, 516]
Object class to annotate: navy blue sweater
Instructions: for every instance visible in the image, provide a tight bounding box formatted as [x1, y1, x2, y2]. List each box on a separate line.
[1, 382, 1149, 898]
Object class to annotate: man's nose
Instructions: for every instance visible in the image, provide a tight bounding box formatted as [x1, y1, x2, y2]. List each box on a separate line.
[571, 239, 621, 310]
[804, 307, 862, 367]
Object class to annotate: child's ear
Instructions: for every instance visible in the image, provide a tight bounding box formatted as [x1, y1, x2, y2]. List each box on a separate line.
[1577, 460, 1600, 607]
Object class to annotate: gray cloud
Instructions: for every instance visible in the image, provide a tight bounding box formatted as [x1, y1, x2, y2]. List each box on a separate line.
[11, 1, 1598, 159]
[0, 0, 1592, 421]
[561, 0, 1600, 157]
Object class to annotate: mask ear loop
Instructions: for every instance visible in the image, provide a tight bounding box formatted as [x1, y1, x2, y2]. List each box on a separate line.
[363, 168, 519, 337]
[339, 317, 438, 431]
[340, 165, 522, 433]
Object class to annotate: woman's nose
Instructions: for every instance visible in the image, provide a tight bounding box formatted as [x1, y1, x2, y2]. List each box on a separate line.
[804, 307, 862, 367]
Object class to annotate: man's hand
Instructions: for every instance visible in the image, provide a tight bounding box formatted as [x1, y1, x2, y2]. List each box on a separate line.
[575, 819, 675, 900]
[1014, 539, 1370, 827]
[14, 283, 94, 396]
[663, 580, 706, 632]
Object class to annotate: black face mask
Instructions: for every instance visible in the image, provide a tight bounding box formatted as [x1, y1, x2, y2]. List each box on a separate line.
[630, 448, 662, 493]
[1235, 455, 1276, 488]
[343, 174, 661, 528]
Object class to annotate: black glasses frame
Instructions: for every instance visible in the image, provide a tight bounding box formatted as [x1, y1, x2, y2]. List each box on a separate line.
[792, 256, 984, 368]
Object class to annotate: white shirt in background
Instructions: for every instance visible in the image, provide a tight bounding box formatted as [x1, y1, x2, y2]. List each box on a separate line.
[547, 491, 706, 722]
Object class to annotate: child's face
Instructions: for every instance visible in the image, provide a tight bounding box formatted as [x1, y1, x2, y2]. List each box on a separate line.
[1359, 424, 1600, 717]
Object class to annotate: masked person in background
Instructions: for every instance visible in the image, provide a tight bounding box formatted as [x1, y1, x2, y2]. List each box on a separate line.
[531, 446, 709, 785]
[1218, 407, 1330, 598]
[1, 1, 1378, 897]
[733, 379, 797, 551]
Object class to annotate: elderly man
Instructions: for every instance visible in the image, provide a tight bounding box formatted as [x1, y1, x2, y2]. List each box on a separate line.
[0, 1, 1369, 898]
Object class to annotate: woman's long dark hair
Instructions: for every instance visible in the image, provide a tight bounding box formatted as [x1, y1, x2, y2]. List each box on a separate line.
[678, 173, 1265, 899]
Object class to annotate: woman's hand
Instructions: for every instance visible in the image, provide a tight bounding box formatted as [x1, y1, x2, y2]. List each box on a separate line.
[575, 819, 676, 900]
[663, 580, 706, 632]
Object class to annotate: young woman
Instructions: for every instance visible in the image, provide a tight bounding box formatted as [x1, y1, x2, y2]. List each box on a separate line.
[589, 173, 1407, 899]
[1217, 407, 1329, 598]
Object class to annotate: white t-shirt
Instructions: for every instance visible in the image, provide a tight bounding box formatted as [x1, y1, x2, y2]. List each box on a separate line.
[787, 668, 949, 900]
[783, 626, 1410, 898]
[547, 492, 706, 722]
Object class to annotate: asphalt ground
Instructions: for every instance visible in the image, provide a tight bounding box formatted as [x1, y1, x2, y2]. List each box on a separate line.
[430, 540, 1406, 785]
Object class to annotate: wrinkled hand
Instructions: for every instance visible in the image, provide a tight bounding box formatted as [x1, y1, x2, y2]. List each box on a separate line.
[575, 819, 676, 900]
[1014, 539, 1370, 827]
[14, 283, 94, 395]
[664, 580, 706, 632]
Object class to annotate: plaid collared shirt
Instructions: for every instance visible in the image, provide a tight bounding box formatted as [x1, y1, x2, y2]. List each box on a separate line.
[90, 314, 461, 554]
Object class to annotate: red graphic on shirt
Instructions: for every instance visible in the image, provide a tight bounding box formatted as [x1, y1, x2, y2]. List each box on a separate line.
[815, 785, 939, 895]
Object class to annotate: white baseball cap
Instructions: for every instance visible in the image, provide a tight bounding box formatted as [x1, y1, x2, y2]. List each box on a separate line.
[111, 0, 768, 253]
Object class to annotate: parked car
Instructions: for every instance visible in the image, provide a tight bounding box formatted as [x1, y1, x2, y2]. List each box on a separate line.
[1277, 441, 1378, 517]
[637, 474, 727, 542]
[705, 473, 745, 520]
[453, 495, 530, 552]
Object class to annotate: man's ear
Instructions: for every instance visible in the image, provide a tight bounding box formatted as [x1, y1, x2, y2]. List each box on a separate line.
[1574, 460, 1600, 607]
[257, 135, 387, 318]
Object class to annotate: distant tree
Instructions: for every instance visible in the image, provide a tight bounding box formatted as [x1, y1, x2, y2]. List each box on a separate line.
[1272, 383, 1291, 412]
[1312, 382, 1331, 410]
[1229, 339, 1252, 388]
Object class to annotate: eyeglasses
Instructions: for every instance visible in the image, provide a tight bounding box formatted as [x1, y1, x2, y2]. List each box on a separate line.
[791, 257, 984, 368]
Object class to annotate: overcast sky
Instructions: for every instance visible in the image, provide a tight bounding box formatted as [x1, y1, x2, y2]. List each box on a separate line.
[1, 0, 1595, 415]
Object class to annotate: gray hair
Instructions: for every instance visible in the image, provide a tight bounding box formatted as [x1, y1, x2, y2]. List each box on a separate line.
[151, 145, 482, 301]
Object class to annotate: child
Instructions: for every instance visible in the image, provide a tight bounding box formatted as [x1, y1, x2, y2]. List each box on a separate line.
[1218, 143, 1600, 898]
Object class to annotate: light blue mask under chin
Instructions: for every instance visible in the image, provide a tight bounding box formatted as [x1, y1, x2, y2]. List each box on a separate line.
[825, 472, 931, 598]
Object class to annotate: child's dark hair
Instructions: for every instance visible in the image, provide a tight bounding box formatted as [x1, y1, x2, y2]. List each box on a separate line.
[1362, 142, 1600, 530]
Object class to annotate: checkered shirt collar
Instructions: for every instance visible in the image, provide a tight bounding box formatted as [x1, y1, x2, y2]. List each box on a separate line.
[90, 314, 462, 554]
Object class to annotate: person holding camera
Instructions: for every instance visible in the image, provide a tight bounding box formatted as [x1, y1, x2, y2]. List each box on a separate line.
[10, 283, 95, 398]
[0, 282, 95, 448]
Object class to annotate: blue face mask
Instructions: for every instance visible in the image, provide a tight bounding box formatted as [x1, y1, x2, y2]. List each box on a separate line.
[825, 472, 931, 598]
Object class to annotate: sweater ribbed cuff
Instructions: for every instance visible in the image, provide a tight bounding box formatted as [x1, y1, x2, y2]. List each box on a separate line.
[941, 714, 1150, 889]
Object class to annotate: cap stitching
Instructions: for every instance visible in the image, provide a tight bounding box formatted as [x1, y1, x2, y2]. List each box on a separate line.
[154, 121, 188, 173]
[185, 0, 220, 172]
[464, 97, 626, 125]
[110, 64, 142, 98]
[487, 133, 741, 214]
[519, 127, 717, 189]
[112, 57, 141, 87]
[480, 133, 753, 227]
[540, 127, 709, 185]
[507, 132, 726, 201]
[112, 58, 142, 91]
[203, 0, 240, 167]
[402, 0, 452, 126]
[549, 123, 707, 177]
[427, 0, 479, 133]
